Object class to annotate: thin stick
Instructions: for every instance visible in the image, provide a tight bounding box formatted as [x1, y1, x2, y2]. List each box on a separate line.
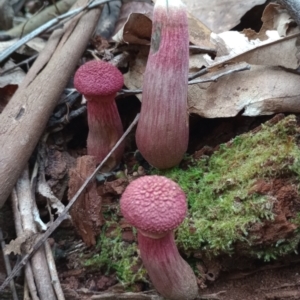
[0, 113, 140, 292]
[120, 63, 251, 95]
[11, 189, 39, 300]
[44, 241, 65, 300]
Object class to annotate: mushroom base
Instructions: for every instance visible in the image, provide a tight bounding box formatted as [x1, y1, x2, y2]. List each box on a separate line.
[138, 232, 198, 300]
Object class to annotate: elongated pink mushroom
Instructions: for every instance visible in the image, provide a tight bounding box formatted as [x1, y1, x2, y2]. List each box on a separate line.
[74, 60, 124, 170]
[136, 0, 189, 169]
[120, 175, 198, 300]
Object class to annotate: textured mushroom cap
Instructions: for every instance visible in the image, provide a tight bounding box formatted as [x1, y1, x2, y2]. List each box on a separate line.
[120, 175, 187, 235]
[74, 60, 124, 97]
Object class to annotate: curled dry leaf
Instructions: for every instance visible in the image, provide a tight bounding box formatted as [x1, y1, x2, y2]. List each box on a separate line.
[112, 0, 213, 48]
[68, 155, 103, 246]
[112, 1, 153, 44]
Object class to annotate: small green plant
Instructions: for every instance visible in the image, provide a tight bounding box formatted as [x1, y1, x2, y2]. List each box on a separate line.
[156, 115, 300, 259]
[84, 222, 147, 286]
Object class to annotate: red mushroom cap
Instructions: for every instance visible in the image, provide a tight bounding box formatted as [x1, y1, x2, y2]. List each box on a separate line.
[120, 175, 187, 236]
[74, 60, 124, 97]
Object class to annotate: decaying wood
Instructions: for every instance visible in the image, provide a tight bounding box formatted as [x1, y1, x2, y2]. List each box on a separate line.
[68, 155, 103, 246]
[0, 0, 103, 209]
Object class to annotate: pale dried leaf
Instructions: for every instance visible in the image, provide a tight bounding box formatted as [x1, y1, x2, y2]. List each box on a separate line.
[38, 180, 66, 215]
[182, 0, 266, 33]
[206, 31, 300, 69]
[0, 60, 25, 88]
[244, 3, 295, 41]
[4, 230, 34, 255]
[206, 3, 300, 69]
[188, 65, 300, 118]
[187, 11, 214, 49]
[26, 37, 46, 53]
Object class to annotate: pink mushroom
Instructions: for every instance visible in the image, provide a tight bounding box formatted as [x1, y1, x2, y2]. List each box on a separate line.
[135, 0, 190, 169]
[120, 175, 198, 300]
[74, 60, 124, 170]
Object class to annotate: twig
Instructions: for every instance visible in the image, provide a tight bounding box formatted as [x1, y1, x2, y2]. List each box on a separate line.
[188, 63, 251, 85]
[0, 0, 113, 63]
[188, 68, 208, 80]
[197, 291, 226, 300]
[11, 189, 39, 300]
[0, 113, 140, 292]
[45, 241, 65, 300]
[189, 45, 217, 56]
[0, 54, 38, 76]
[0, 229, 19, 300]
[120, 63, 251, 95]
[16, 167, 56, 300]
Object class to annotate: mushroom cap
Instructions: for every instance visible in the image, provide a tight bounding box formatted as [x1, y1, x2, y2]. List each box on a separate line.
[120, 175, 187, 236]
[74, 60, 124, 97]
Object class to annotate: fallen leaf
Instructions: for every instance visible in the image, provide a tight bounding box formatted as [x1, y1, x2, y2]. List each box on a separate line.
[188, 65, 300, 117]
[68, 155, 103, 246]
[4, 229, 35, 255]
[112, 1, 153, 44]
[182, 0, 267, 32]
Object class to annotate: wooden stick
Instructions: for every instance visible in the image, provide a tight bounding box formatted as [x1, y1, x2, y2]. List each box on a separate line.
[16, 167, 56, 300]
[0, 0, 103, 208]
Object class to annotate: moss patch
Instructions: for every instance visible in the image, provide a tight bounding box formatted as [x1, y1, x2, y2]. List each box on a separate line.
[84, 220, 147, 286]
[85, 115, 300, 287]
[156, 115, 300, 260]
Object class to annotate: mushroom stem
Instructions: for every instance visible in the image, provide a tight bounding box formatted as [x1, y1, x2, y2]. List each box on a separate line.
[87, 96, 124, 166]
[136, 0, 189, 169]
[138, 232, 198, 300]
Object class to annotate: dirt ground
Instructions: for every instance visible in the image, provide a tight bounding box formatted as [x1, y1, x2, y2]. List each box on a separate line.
[204, 260, 300, 300]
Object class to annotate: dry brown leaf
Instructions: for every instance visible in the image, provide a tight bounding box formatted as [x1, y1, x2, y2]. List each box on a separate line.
[244, 3, 295, 41]
[207, 31, 300, 69]
[113, 1, 213, 49]
[187, 11, 214, 49]
[112, 1, 153, 44]
[68, 155, 103, 246]
[207, 3, 300, 69]
[188, 65, 300, 118]
[182, 0, 266, 33]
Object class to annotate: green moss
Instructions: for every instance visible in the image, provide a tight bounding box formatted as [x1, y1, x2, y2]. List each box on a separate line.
[84, 115, 300, 287]
[156, 115, 300, 259]
[84, 222, 146, 286]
